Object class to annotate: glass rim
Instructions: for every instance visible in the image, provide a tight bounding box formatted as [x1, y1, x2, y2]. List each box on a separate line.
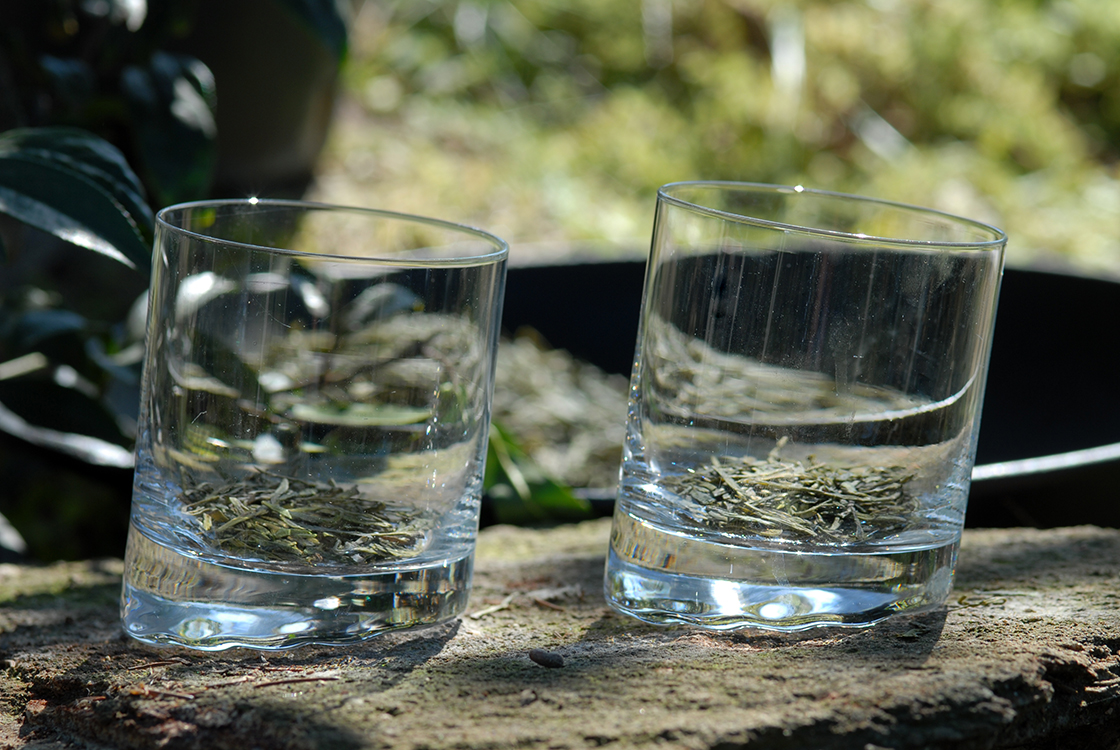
[155, 198, 510, 266]
[657, 181, 1008, 249]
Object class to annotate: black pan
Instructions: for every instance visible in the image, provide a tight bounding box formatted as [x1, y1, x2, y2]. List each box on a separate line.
[501, 260, 1120, 529]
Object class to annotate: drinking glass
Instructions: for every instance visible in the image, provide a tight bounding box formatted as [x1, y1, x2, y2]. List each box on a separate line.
[605, 182, 1006, 631]
[121, 199, 507, 650]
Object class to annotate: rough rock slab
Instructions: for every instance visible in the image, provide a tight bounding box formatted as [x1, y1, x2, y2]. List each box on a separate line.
[0, 519, 1118, 750]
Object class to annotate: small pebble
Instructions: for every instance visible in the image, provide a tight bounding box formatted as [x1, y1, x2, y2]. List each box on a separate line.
[528, 648, 564, 668]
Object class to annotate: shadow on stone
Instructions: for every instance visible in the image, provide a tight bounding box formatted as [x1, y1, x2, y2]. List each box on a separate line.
[21, 688, 370, 750]
[11, 620, 462, 749]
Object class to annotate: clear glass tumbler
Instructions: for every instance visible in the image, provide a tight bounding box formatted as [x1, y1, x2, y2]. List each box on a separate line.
[605, 182, 1006, 631]
[121, 200, 507, 650]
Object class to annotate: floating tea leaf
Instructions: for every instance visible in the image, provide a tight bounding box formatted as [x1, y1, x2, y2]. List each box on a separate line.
[289, 401, 432, 426]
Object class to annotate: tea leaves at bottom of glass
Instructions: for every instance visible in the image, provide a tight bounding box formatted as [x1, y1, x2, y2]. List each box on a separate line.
[178, 469, 431, 566]
[664, 441, 919, 544]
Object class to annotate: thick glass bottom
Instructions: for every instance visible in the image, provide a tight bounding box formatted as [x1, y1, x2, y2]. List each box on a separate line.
[604, 511, 958, 631]
[120, 523, 472, 651]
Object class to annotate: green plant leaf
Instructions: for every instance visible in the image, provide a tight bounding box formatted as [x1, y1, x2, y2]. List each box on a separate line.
[484, 422, 592, 526]
[8, 309, 88, 349]
[120, 52, 217, 207]
[0, 378, 126, 444]
[37, 56, 97, 113]
[1, 306, 140, 393]
[275, 0, 349, 63]
[0, 129, 153, 273]
[0, 399, 134, 468]
[0, 127, 154, 243]
[85, 337, 142, 386]
[0, 378, 133, 469]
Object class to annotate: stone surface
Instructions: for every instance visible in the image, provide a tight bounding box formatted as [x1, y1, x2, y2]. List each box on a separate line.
[0, 519, 1118, 749]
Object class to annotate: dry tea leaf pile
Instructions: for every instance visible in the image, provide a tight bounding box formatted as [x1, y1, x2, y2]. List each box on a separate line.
[491, 335, 628, 491]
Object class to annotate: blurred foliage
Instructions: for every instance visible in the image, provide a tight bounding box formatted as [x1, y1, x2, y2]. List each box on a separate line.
[283, 0, 352, 64]
[0, 127, 155, 453]
[0, 128, 155, 561]
[320, 0, 1120, 273]
[0, 0, 219, 562]
[0, 0, 217, 207]
[0, 0, 355, 560]
[0, 0, 352, 207]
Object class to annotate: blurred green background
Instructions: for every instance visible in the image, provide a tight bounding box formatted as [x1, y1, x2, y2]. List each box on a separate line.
[315, 0, 1120, 275]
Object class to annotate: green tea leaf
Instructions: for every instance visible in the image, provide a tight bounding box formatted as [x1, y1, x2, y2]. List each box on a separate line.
[290, 402, 432, 427]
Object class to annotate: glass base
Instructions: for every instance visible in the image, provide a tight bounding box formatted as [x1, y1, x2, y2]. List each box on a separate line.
[604, 511, 957, 632]
[120, 524, 472, 651]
